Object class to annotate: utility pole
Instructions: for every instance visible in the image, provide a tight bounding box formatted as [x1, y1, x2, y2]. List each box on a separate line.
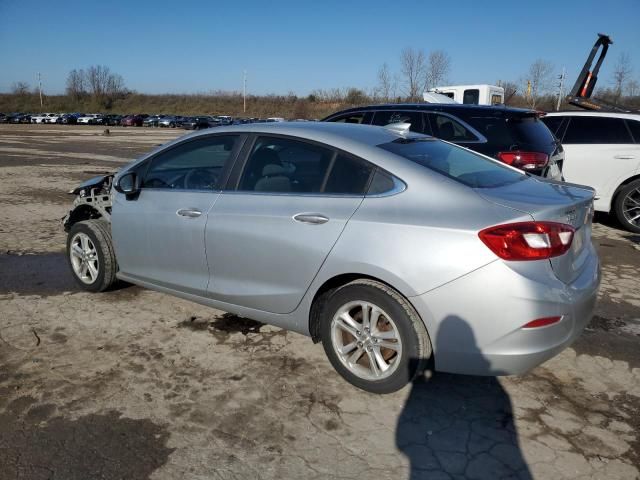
[556, 67, 566, 111]
[37, 72, 43, 108]
[243, 70, 247, 114]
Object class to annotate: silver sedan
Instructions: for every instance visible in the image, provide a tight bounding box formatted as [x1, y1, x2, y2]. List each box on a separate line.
[63, 122, 601, 393]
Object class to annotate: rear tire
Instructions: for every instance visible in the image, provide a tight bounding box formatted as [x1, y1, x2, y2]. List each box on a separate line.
[319, 279, 432, 394]
[66, 220, 118, 292]
[614, 179, 640, 233]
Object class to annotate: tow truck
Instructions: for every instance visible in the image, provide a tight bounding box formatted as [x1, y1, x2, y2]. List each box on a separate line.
[566, 33, 638, 113]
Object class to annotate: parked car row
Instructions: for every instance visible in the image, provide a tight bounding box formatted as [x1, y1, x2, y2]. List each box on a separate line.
[0, 112, 280, 128]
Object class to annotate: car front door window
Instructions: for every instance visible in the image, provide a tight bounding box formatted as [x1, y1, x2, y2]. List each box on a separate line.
[143, 136, 239, 190]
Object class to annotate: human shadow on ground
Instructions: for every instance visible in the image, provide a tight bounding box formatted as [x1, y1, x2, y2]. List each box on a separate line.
[396, 315, 532, 480]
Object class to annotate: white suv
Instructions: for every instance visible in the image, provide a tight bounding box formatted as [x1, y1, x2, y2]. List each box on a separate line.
[543, 111, 640, 232]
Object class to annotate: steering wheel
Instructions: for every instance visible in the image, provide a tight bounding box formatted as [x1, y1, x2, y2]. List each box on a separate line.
[184, 168, 218, 190]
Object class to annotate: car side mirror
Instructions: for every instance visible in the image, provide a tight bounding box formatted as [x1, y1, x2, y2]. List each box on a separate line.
[114, 172, 140, 198]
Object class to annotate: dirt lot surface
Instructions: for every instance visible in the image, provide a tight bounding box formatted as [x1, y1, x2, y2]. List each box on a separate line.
[1, 124, 639, 480]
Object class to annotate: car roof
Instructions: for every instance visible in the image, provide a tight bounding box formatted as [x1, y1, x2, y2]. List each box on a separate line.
[322, 103, 536, 119]
[184, 121, 426, 147]
[545, 111, 640, 120]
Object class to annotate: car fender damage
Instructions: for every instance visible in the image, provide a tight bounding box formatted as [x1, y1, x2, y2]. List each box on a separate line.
[62, 174, 114, 231]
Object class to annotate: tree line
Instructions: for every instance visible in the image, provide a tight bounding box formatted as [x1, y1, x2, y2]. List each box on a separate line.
[5, 51, 640, 116]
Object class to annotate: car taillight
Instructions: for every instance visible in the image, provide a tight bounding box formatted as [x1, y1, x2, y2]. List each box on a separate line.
[496, 151, 549, 170]
[478, 221, 575, 261]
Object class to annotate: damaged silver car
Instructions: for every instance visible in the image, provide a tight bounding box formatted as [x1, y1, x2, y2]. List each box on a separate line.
[62, 122, 599, 393]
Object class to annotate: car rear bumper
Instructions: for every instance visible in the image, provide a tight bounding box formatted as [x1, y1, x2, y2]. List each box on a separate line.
[410, 244, 601, 376]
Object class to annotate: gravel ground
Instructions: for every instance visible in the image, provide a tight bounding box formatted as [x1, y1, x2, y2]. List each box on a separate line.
[0, 124, 639, 480]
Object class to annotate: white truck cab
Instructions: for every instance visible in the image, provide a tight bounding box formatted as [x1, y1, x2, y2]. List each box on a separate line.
[426, 85, 504, 106]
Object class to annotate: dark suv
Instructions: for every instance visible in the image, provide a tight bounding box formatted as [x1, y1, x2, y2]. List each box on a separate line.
[323, 104, 563, 179]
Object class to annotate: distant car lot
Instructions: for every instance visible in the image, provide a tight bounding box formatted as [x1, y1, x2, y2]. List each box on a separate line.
[0, 124, 639, 479]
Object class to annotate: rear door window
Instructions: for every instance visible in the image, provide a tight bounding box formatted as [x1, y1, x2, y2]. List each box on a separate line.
[563, 116, 633, 144]
[237, 136, 374, 195]
[428, 113, 478, 142]
[371, 110, 426, 134]
[238, 137, 333, 193]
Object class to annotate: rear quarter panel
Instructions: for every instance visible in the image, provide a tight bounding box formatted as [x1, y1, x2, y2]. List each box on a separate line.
[297, 173, 534, 334]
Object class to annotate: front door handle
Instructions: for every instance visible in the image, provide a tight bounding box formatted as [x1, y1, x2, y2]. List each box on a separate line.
[177, 208, 202, 218]
[614, 155, 636, 160]
[293, 213, 329, 225]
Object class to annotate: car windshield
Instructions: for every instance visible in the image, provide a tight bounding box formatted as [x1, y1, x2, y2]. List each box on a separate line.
[378, 138, 525, 188]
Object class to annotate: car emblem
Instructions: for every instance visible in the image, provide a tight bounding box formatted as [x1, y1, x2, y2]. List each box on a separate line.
[565, 209, 578, 225]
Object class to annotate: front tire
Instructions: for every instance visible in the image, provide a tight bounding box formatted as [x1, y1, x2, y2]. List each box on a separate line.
[614, 179, 640, 233]
[319, 279, 432, 394]
[66, 220, 117, 292]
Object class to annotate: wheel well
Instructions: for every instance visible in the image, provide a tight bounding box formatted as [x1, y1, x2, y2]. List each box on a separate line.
[64, 205, 102, 231]
[308, 273, 403, 343]
[612, 174, 640, 211]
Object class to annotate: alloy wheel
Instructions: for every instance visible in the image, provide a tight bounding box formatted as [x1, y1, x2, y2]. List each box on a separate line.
[622, 187, 640, 228]
[330, 301, 403, 381]
[69, 232, 99, 284]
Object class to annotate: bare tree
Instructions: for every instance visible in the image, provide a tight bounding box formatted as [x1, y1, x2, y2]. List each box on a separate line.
[10, 81, 30, 96]
[86, 65, 111, 98]
[66, 69, 86, 100]
[613, 52, 632, 101]
[82, 65, 127, 107]
[426, 50, 451, 89]
[106, 72, 126, 97]
[527, 59, 554, 108]
[376, 63, 393, 101]
[400, 47, 427, 100]
[627, 79, 640, 97]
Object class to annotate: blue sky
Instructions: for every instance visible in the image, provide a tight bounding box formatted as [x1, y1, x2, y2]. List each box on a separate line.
[0, 0, 638, 96]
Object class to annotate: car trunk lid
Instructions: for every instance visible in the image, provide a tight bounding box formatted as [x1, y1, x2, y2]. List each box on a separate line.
[475, 177, 595, 284]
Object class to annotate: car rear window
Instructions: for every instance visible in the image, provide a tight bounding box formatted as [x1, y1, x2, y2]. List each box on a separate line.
[378, 138, 525, 188]
[463, 114, 555, 147]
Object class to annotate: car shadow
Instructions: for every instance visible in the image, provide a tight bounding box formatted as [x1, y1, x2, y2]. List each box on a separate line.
[0, 252, 135, 296]
[396, 315, 532, 479]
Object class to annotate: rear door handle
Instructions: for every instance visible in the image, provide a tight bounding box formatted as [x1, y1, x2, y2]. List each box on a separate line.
[293, 213, 329, 225]
[614, 155, 636, 160]
[177, 208, 202, 218]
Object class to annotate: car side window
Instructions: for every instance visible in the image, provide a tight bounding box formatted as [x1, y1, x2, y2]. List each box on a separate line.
[541, 116, 565, 137]
[142, 135, 239, 190]
[563, 116, 633, 144]
[428, 113, 478, 142]
[371, 111, 426, 134]
[330, 112, 367, 124]
[324, 154, 374, 194]
[463, 89, 480, 104]
[626, 120, 640, 143]
[238, 137, 334, 193]
[367, 169, 401, 195]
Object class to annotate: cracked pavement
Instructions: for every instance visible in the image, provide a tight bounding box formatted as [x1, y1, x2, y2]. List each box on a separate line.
[0, 124, 639, 479]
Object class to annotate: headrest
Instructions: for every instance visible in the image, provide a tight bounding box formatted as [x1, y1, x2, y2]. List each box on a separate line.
[262, 164, 288, 176]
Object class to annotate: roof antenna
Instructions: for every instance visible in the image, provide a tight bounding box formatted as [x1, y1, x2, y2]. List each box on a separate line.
[384, 122, 411, 134]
